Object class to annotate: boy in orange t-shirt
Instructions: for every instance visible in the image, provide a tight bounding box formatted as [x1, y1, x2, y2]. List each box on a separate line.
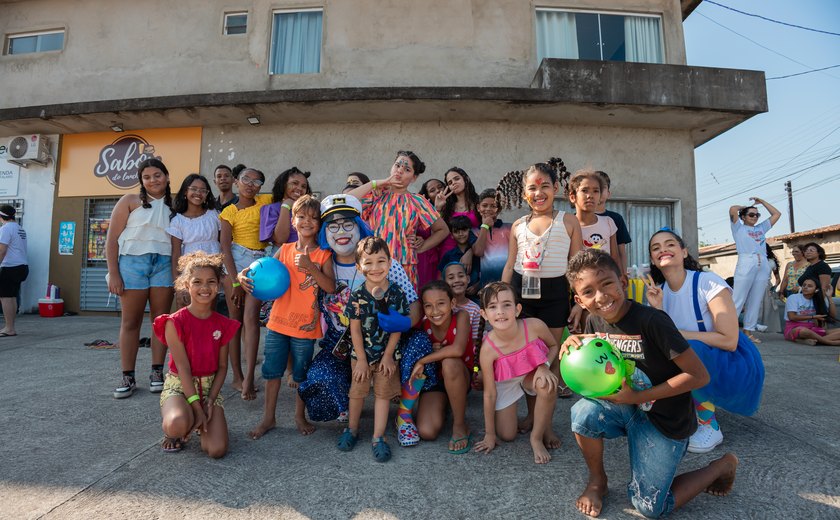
[241, 195, 335, 440]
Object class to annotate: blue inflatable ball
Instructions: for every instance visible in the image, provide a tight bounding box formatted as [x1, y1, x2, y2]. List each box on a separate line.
[247, 257, 290, 301]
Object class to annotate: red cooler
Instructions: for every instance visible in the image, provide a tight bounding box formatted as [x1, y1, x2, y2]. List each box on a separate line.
[38, 298, 64, 317]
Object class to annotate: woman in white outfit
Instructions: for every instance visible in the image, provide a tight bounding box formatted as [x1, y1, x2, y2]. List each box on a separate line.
[728, 197, 781, 343]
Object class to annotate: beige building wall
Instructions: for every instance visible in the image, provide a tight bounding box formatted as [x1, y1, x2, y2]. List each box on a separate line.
[1, 0, 687, 107]
[199, 120, 698, 248]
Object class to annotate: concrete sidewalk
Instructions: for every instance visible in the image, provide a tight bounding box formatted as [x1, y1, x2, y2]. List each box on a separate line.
[1, 315, 839, 519]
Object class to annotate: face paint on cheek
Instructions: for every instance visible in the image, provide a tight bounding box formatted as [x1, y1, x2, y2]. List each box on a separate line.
[326, 222, 361, 256]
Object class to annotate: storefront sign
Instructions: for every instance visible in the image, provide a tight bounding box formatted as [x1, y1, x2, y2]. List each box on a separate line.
[58, 221, 76, 255]
[58, 127, 201, 197]
[0, 154, 20, 198]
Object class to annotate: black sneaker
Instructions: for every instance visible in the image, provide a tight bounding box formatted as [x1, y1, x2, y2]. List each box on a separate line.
[149, 367, 165, 393]
[113, 375, 136, 399]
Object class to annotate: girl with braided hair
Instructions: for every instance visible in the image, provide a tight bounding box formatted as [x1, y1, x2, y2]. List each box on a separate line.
[106, 158, 175, 399]
[499, 159, 582, 427]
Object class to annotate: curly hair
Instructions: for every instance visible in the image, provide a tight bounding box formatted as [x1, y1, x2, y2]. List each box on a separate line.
[648, 229, 704, 285]
[272, 166, 312, 203]
[566, 168, 605, 200]
[174, 251, 225, 292]
[495, 157, 569, 211]
[566, 249, 623, 287]
[137, 158, 173, 209]
[171, 174, 215, 217]
[441, 167, 481, 223]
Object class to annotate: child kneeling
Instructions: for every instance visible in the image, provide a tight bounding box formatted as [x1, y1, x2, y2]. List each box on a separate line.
[563, 249, 738, 518]
[338, 237, 411, 462]
[154, 252, 240, 458]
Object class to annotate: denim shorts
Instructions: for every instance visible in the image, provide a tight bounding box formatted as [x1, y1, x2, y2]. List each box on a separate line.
[231, 243, 266, 274]
[262, 330, 315, 382]
[571, 398, 688, 518]
[118, 253, 173, 290]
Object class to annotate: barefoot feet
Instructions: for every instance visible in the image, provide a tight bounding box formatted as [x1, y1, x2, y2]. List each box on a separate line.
[543, 429, 562, 450]
[518, 415, 534, 434]
[248, 418, 276, 440]
[576, 476, 608, 517]
[241, 376, 257, 400]
[706, 453, 739, 496]
[531, 436, 552, 464]
[296, 417, 316, 435]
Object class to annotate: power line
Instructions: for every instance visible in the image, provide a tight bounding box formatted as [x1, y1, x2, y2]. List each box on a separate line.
[767, 64, 840, 80]
[704, 0, 840, 37]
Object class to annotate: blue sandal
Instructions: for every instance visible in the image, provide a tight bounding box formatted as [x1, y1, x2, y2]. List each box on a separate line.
[372, 437, 392, 462]
[337, 428, 358, 452]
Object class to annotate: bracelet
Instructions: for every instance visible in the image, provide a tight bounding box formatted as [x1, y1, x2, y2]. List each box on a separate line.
[186, 394, 200, 404]
[372, 180, 378, 190]
[543, 361, 551, 369]
[480, 223, 490, 230]
[232, 282, 241, 288]
[281, 203, 291, 211]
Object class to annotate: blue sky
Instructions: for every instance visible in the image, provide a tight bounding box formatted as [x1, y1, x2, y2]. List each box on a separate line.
[684, 0, 840, 244]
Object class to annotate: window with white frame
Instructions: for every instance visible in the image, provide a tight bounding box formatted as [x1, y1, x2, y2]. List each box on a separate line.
[536, 9, 663, 64]
[224, 12, 248, 35]
[5, 29, 65, 55]
[269, 8, 323, 75]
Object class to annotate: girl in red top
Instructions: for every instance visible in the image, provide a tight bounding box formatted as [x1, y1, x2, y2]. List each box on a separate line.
[153, 252, 240, 457]
[409, 281, 472, 453]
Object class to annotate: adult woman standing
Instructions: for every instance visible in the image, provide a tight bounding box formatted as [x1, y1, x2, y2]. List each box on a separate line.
[646, 229, 764, 454]
[728, 197, 781, 343]
[0, 205, 28, 337]
[778, 244, 808, 299]
[106, 158, 174, 399]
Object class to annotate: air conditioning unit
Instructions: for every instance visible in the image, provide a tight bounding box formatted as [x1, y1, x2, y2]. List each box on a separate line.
[7, 134, 50, 167]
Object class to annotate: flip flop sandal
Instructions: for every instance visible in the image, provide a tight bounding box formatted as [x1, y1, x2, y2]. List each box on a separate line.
[371, 437, 392, 462]
[337, 428, 358, 452]
[557, 384, 574, 399]
[448, 433, 473, 455]
[161, 437, 183, 453]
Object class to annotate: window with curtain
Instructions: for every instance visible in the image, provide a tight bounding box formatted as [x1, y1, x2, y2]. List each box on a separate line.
[6, 30, 64, 55]
[536, 9, 663, 64]
[269, 9, 323, 75]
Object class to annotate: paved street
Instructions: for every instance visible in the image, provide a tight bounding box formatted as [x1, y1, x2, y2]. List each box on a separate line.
[1, 315, 839, 519]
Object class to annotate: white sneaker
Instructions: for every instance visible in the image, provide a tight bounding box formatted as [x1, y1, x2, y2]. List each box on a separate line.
[755, 324, 768, 332]
[687, 423, 723, 454]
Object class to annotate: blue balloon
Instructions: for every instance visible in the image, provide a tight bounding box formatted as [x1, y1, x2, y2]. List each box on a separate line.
[247, 257, 290, 301]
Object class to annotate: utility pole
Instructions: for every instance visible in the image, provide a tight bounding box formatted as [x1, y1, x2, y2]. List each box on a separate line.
[785, 180, 795, 233]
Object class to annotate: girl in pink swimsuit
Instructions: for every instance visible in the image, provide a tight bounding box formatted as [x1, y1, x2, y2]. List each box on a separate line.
[474, 281, 561, 464]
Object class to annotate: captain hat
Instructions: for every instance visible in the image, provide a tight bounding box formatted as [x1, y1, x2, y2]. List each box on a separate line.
[320, 194, 363, 223]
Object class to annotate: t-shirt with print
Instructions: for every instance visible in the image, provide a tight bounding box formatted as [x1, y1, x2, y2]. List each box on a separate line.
[598, 209, 631, 246]
[477, 220, 511, 286]
[784, 293, 819, 323]
[581, 215, 618, 253]
[346, 282, 410, 365]
[319, 260, 417, 351]
[266, 242, 332, 339]
[662, 271, 730, 332]
[730, 218, 771, 256]
[439, 233, 480, 286]
[154, 308, 240, 377]
[585, 301, 696, 440]
[0, 221, 27, 267]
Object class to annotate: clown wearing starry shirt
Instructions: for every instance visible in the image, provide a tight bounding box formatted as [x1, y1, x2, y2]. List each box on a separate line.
[562, 249, 738, 519]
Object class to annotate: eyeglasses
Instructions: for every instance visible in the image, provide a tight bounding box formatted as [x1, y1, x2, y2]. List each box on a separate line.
[746, 212, 760, 218]
[326, 220, 356, 233]
[187, 187, 209, 195]
[238, 177, 264, 187]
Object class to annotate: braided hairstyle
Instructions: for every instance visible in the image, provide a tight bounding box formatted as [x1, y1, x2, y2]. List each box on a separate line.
[137, 158, 172, 209]
[441, 167, 481, 223]
[495, 157, 569, 211]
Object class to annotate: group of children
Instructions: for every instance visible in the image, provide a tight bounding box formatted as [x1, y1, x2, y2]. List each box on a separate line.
[112, 152, 748, 519]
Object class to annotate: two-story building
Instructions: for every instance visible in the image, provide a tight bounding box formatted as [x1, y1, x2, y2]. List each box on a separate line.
[0, 0, 767, 313]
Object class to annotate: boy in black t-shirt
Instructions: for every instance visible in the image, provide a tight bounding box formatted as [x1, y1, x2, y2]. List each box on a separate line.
[563, 249, 738, 518]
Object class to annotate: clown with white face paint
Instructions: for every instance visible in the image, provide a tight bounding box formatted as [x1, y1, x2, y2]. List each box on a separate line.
[299, 194, 438, 446]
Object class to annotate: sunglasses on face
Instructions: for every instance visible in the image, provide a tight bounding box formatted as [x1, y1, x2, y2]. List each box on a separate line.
[746, 212, 760, 218]
[239, 177, 264, 187]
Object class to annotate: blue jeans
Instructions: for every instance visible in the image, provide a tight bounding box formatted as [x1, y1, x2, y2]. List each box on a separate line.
[262, 330, 315, 383]
[118, 253, 172, 289]
[571, 398, 688, 518]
